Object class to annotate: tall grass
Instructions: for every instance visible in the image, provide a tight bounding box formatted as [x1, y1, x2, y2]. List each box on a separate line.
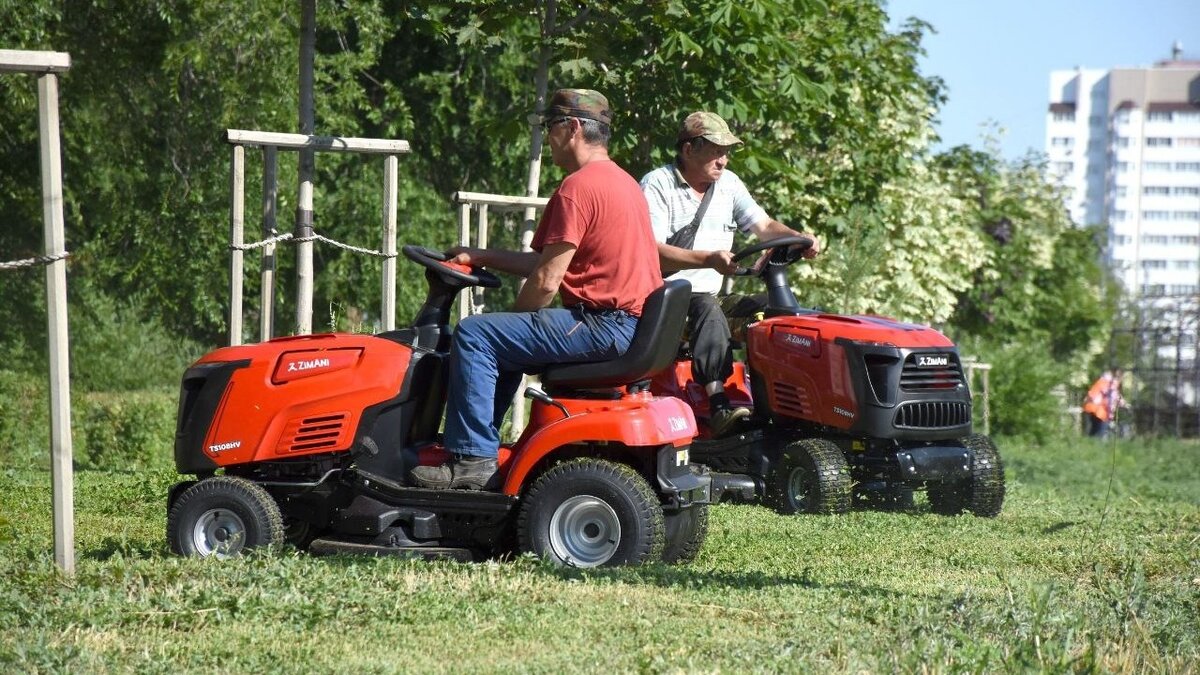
[1, 436, 1196, 673]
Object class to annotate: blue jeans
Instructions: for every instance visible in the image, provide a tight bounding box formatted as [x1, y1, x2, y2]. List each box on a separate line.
[443, 306, 638, 459]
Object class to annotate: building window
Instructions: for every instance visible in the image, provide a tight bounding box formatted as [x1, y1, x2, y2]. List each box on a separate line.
[1144, 161, 1172, 172]
[1174, 211, 1200, 221]
[1116, 161, 1130, 173]
[1172, 260, 1198, 270]
[1143, 210, 1171, 221]
[1141, 284, 1166, 297]
[1111, 234, 1132, 245]
[1178, 137, 1200, 148]
[1170, 235, 1199, 245]
[1176, 111, 1200, 123]
[1141, 235, 1169, 245]
[1112, 210, 1128, 221]
[1053, 161, 1074, 173]
[1143, 186, 1171, 196]
[1114, 186, 1128, 198]
[1175, 162, 1200, 173]
[1145, 137, 1173, 147]
[1053, 111, 1076, 122]
[1169, 285, 1198, 296]
[1174, 187, 1200, 197]
[1147, 111, 1173, 122]
[1051, 137, 1074, 147]
[1141, 260, 1168, 269]
[1114, 137, 1131, 148]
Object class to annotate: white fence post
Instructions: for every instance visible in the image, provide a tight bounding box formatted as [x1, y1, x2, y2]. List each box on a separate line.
[260, 145, 278, 342]
[381, 154, 398, 331]
[229, 144, 245, 345]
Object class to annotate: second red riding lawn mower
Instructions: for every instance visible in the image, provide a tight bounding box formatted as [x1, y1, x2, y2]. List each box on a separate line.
[650, 236, 1005, 517]
[167, 246, 712, 567]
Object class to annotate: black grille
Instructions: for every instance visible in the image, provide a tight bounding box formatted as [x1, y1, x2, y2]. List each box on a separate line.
[900, 354, 964, 391]
[894, 401, 971, 429]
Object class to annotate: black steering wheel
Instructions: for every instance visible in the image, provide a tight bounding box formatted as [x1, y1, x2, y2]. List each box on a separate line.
[728, 235, 814, 277]
[402, 245, 502, 289]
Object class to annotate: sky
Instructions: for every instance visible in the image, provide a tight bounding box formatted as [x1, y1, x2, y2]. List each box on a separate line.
[885, 0, 1200, 159]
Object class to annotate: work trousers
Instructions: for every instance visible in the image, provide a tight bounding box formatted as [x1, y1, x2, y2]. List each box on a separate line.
[443, 306, 637, 459]
[687, 292, 766, 386]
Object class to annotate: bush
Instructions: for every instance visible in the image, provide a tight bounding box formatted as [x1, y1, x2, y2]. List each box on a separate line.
[967, 339, 1074, 443]
[74, 389, 177, 471]
[0, 370, 50, 468]
[0, 372, 176, 471]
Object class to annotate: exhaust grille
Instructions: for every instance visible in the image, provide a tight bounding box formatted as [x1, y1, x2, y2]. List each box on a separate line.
[772, 381, 810, 417]
[900, 354, 964, 391]
[894, 401, 971, 429]
[277, 413, 349, 454]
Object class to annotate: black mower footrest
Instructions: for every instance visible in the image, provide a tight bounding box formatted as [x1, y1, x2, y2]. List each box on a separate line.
[710, 472, 760, 503]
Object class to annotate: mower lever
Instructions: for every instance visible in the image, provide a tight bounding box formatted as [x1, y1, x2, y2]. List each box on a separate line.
[524, 386, 571, 418]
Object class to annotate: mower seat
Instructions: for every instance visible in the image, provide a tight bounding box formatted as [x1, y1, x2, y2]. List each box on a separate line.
[541, 278, 692, 392]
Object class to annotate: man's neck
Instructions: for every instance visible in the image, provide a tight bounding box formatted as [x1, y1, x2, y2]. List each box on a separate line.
[677, 161, 712, 194]
[564, 146, 610, 173]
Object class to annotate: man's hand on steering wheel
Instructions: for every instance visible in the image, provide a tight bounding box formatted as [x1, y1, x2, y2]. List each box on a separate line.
[704, 250, 738, 275]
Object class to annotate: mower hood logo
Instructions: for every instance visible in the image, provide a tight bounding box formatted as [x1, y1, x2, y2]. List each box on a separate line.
[784, 333, 814, 348]
[833, 406, 855, 419]
[287, 357, 331, 372]
[916, 354, 949, 368]
[207, 440, 242, 453]
[668, 416, 690, 432]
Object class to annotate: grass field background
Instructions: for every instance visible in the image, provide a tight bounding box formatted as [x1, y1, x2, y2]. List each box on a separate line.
[1, 436, 1197, 673]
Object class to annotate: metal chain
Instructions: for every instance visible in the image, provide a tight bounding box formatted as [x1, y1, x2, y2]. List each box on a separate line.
[0, 251, 70, 271]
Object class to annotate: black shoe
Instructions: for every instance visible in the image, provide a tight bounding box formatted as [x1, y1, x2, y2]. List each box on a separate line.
[411, 455, 499, 491]
[709, 406, 750, 437]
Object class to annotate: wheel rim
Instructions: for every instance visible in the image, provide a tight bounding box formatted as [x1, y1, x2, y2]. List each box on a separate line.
[548, 495, 621, 567]
[192, 508, 247, 558]
[786, 467, 813, 510]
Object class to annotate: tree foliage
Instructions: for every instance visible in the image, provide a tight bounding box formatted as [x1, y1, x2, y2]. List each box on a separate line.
[0, 0, 1117, 400]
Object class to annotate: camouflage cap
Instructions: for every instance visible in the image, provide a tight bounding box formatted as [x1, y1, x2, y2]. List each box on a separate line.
[543, 89, 613, 126]
[676, 111, 743, 147]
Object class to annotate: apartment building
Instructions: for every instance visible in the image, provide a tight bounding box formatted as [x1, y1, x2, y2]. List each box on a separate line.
[1046, 49, 1200, 302]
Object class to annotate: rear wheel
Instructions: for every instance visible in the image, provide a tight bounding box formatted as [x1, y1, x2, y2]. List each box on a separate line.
[662, 504, 709, 564]
[517, 458, 664, 567]
[927, 434, 1005, 517]
[766, 438, 851, 514]
[167, 476, 285, 558]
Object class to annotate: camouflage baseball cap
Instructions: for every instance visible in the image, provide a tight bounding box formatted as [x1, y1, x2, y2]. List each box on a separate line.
[543, 89, 613, 126]
[676, 111, 743, 147]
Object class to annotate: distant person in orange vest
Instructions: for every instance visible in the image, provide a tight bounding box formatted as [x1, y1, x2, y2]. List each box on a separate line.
[1083, 368, 1124, 438]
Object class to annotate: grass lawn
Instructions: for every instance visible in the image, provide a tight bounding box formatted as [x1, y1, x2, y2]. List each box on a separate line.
[1, 436, 1196, 673]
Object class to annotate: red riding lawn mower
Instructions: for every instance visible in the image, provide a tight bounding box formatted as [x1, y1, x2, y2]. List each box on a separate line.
[650, 236, 1005, 517]
[167, 246, 713, 567]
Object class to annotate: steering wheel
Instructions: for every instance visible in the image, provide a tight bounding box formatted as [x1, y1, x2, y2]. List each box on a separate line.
[728, 235, 814, 277]
[402, 245, 502, 288]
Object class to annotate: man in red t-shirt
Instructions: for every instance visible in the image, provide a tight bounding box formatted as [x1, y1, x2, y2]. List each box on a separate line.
[412, 89, 662, 490]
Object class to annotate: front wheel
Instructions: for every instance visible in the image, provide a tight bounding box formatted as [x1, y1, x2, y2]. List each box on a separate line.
[167, 476, 285, 558]
[766, 438, 851, 515]
[517, 458, 664, 567]
[927, 434, 1006, 517]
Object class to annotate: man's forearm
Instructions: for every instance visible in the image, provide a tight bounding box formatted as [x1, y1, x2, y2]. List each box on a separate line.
[658, 242, 714, 272]
[460, 248, 541, 277]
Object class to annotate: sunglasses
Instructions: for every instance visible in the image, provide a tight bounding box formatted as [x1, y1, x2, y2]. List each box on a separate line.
[541, 117, 572, 131]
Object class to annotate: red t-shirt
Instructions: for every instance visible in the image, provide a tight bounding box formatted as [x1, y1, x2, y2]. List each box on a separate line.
[531, 159, 662, 317]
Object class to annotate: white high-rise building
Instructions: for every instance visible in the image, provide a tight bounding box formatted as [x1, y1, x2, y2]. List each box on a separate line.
[1046, 49, 1200, 302]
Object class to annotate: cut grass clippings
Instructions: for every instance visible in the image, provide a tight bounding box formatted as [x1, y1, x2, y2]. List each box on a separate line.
[0, 436, 1197, 673]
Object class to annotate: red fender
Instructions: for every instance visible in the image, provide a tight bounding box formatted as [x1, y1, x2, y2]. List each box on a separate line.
[500, 392, 696, 496]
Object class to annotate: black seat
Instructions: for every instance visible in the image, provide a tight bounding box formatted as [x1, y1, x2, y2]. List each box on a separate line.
[541, 279, 691, 391]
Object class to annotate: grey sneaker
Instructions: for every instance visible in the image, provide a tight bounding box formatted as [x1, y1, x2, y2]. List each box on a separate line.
[411, 456, 499, 491]
[709, 406, 751, 437]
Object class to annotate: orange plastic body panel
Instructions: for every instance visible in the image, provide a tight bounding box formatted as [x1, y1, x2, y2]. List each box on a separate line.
[747, 313, 954, 430]
[653, 312, 956, 433]
[195, 333, 410, 466]
[499, 392, 697, 496]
